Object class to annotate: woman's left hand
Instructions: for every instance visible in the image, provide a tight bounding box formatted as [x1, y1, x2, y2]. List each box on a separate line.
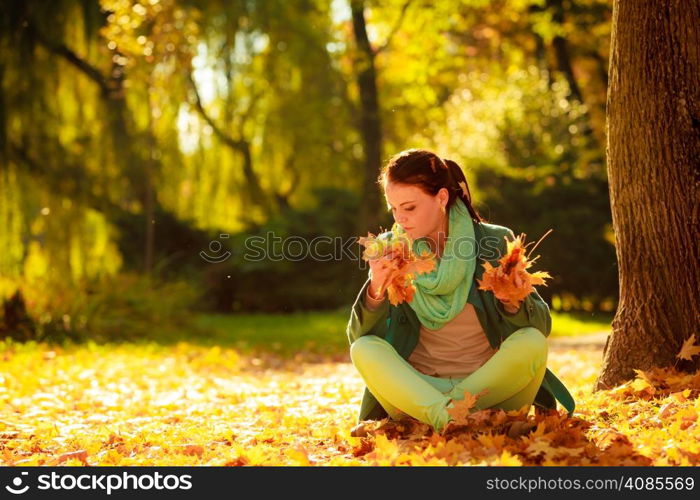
[500, 301, 521, 314]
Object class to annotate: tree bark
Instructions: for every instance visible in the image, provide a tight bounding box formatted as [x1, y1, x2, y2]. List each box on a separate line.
[594, 0, 700, 391]
[350, 0, 383, 235]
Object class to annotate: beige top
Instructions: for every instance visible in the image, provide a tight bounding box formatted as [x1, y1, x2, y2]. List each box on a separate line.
[408, 302, 497, 378]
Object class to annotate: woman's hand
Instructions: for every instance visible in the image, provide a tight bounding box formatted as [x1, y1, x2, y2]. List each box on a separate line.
[500, 300, 521, 314]
[367, 248, 397, 300]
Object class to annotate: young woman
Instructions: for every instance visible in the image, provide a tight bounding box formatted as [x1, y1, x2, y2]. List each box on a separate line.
[346, 148, 575, 433]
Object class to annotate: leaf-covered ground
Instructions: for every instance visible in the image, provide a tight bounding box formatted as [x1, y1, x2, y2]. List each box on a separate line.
[1, 335, 699, 466]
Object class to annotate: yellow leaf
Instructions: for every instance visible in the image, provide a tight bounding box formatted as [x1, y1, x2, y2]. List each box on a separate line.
[285, 447, 311, 466]
[676, 334, 700, 361]
[57, 449, 88, 465]
[631, 378, 655, 395]
[177, 444, 204, 457]
[497, 449, 523, 466]
[525, 438, 557, 460]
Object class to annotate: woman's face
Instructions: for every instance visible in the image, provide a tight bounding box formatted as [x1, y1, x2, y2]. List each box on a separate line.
[384, 181, 448, 240]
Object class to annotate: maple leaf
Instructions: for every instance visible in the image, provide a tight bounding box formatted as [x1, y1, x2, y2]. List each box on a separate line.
[676, 334, 700, 361]
[285, 446, 311, 465]
[358, 223, 437, 306]
[470, 409, 498, 427]
[496, 449, 523, 466]
[445, 388, 490, 428]
[525, 438, 557, 461]
[658, 402, 676, 418]
[55, 449, 88, 465]
[477, 230, 553, 309]
[177, 444, 205, 456]
[630, 378, 655, 397]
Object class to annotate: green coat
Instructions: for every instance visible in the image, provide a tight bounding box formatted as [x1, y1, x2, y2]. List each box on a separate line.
[346, 221, 576, 422]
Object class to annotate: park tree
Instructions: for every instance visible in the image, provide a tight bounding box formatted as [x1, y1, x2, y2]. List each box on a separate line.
[594, 0, 700, 390]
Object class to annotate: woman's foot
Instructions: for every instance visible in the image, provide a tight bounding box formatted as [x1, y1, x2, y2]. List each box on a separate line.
[350, 421, 370, 437]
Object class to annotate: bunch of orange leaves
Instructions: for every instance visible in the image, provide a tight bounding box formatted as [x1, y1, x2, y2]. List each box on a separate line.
[358, 223, 436, 305]
[477, 230, 553, 309]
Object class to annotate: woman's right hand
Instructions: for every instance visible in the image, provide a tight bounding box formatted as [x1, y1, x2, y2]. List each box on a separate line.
[367, 248, 396, 300]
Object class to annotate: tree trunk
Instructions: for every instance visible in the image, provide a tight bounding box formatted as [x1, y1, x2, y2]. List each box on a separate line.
[350, 0, 383, 235]
[547, 0, 583, 104]
[547, 0, 603, 151]
[144, 81, 157, 276]
[594, 0, 700, 391]
[0, 63, 5, 161]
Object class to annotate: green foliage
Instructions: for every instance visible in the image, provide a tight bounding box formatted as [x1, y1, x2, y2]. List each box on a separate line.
[199, 187, 363, 313]
[110, 203, 220, 279]
[418, 58, 615, 311]
[472, 69, 616, 310]
[0, 273, 202, 344]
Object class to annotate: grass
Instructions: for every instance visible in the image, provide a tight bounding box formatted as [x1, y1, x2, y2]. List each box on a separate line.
[550, 310, 613, 337]
[179, 308, 613, 358]
[190, 310, 348, 357]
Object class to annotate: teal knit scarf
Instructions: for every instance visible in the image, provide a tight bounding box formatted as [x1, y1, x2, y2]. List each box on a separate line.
[403, 197, 476, 330]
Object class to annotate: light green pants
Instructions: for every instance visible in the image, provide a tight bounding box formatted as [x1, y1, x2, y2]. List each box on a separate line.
[350, 327, 548, 432]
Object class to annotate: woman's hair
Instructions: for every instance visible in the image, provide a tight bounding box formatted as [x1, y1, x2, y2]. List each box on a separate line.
[378, 148, 485, 223]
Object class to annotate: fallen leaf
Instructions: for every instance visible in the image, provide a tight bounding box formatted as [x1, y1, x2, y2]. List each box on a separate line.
[525, 438, 557, 461]
[658, 402, 675, 418]
[676, 334, 700, 361]
[177, 444, 204, 456]
[57, 449, 88, 465]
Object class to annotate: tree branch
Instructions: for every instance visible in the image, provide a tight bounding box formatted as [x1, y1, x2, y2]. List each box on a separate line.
[187, 71, 269, 212]
[186, 71, 247, 153]
[24, 22, 110, 95]
[375, 0, 413, 55]
[9, 140, 120, 216]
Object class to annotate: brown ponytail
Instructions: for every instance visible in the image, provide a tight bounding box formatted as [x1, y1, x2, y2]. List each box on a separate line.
[443, 158, 483, 223]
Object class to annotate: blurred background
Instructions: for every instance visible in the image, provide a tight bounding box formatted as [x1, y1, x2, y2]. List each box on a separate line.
[0, 0, 616, 348]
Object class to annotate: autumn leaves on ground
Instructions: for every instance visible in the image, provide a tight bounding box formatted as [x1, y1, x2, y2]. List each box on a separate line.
[2, 329, 699, 466]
